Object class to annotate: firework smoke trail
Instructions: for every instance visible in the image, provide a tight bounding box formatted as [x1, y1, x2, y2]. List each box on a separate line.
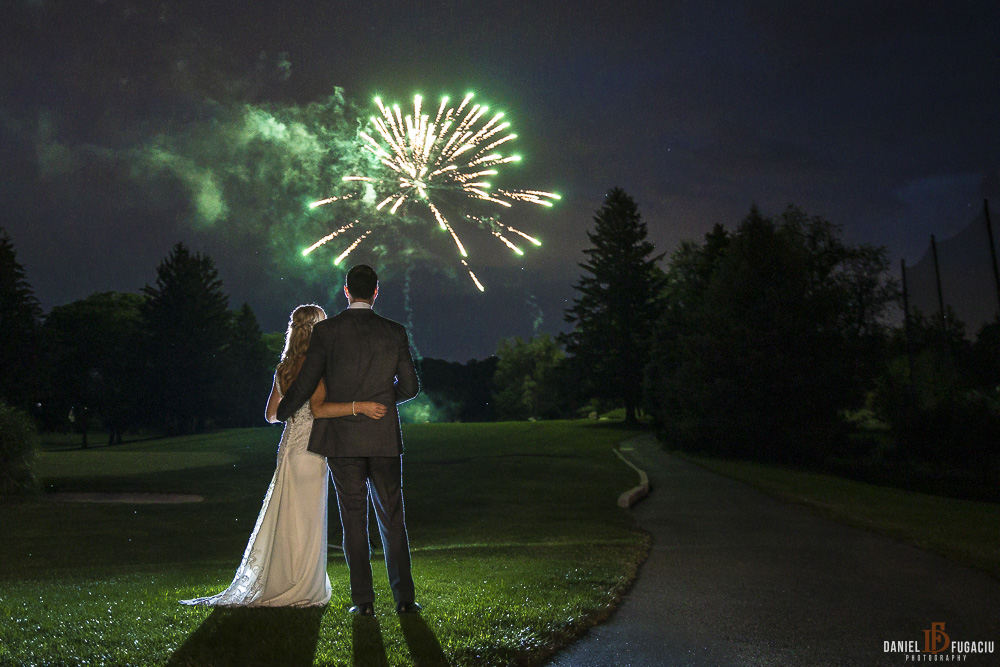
[526, 294, 543, 333]
[306, 93, 560, 290]
[403, 263, 422, 366]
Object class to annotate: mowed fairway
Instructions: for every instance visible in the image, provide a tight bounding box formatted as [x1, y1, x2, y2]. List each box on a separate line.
[0, 420, 648, 666]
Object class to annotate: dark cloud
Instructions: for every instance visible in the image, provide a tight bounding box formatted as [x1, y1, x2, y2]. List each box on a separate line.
[3, 0, 999, 358]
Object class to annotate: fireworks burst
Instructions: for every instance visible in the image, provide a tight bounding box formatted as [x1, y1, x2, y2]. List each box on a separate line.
[305, 93, 560, 291]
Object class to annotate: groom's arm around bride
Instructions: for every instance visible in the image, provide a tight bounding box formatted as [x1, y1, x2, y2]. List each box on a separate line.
[275, 287, 419, 427]
[274, 317, 419, 427]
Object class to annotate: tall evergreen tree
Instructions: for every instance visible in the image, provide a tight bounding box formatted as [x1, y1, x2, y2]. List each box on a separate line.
[0, 229, 43, 409]
[562, 188, 666, 423]
[643, 224, 730, 429]
[222, 303, 272, 427]
[142, 243, 230, 434]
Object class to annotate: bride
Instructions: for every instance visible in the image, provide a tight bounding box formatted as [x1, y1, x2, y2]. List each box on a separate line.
[181, 304, 386, 607]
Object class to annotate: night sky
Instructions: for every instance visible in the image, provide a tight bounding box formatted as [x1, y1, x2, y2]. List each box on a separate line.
[3, 1, 999, 361]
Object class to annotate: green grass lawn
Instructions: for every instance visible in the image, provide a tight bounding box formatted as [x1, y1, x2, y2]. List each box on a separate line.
[685, 455, 1000, 579]
[1, 420, 648, 666]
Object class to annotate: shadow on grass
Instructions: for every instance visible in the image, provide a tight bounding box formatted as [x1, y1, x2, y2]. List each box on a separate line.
[167, 606, 324, 667]
[399, 613, 449, 666]
[352, 616, 389, 666]
[348, 613, 448, 666]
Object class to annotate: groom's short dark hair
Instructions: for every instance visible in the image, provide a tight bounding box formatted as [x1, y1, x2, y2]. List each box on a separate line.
[346, 264, 378, 300]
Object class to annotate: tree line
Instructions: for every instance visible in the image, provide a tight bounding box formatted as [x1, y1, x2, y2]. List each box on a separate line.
[482, 188, 999, 501]
[4, 184, 999, 502]
[1, 237, 274, 447]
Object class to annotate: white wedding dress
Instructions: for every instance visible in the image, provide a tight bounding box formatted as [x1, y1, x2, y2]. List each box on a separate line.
[181, 393, 332, 607]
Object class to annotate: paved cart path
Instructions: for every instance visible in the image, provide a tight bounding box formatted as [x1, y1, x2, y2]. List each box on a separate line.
[547, 434, 1000, 666]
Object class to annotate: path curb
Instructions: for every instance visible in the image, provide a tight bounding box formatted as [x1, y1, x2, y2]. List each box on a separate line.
[613, 441, 650, 508]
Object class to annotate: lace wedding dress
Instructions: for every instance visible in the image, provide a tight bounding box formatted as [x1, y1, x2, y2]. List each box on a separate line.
[181, 394, 332, 607]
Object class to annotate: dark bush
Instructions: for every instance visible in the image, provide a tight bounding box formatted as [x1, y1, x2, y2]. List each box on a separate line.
[891, 393, 1000, 467]
[0, 400, 41, 497]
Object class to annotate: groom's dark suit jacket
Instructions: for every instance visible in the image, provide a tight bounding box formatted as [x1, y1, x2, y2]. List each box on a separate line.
[275, 307, 419, 457]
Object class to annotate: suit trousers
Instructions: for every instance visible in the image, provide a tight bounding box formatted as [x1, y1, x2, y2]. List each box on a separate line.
[328, 456, 415, 606]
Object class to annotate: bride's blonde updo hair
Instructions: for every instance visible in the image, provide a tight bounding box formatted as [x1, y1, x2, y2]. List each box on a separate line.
[276, 304, 326, 393]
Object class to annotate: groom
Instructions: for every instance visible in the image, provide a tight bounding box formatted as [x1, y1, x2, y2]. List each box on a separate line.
[276, 264, 421, 616]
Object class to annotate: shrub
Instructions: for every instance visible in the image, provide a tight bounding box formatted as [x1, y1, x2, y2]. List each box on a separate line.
[0, 401, 41, 497]
[891, 392, 1000, 468]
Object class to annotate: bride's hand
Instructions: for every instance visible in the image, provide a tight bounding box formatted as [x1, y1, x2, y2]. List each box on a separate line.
[358, 402, 387, 419]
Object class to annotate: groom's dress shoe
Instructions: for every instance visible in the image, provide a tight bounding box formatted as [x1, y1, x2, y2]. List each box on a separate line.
[349, 603, 375, 616]
[396, 601, 421, 614]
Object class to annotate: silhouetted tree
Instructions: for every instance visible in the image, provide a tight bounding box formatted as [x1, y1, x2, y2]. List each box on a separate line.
[562, 188, 666, 423]
[222, 303, 272, 427]
[142, 243, 230, 434]
[643, 224, 730, 430]
[873, 310, 999, 492]
[45, 292, 146, 446]
[971, 319, 1000, 395]
[881, 308, 970, 409]
[0, 229, 42, 410]
[647, 206, 897, 463]
[493, 334, 566, 420]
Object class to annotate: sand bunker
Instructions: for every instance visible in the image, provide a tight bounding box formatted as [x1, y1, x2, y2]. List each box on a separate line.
[45, 492, 204, 504]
